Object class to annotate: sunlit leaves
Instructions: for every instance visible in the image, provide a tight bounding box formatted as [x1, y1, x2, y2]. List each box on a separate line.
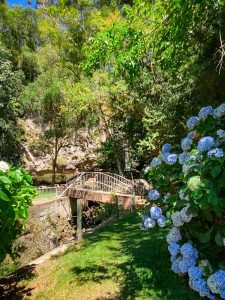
[0, 164, 35, 262]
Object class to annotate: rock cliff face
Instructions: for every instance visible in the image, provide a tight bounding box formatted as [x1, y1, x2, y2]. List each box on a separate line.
[19, 118, 105, 183]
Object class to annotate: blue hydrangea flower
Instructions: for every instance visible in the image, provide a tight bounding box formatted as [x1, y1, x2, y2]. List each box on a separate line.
[141, 214, 148, 222]
[197, 136, 215, 152]
[189, 278, 212, 298]
[188, 267, 203, 280]
[207, 276, 221, 294]
[180, 204, 196, 223]
[162, 143, 172, 153]
[144, 217, 156, 229]
[179, 258, 196, 273]
[157, 215, 166, 227]
[213, 270, 225, 290]
[170, 255, 177, 262]
[220, 290, 225, 299]
[179, 152, 191, 165]
[181, 138, 193, 151]
[180, 243, 198, 260]
[171, 256, 182, 274]
[162, 152, 169, 163]
[150, 157, 161, 168]
[207, 270, 225, 294]
[148, 189, 160, 200]
[213, 103, 225, 118]
[217, 129, 225, 140]
[168, 242, 180, 256]
[171, 211, 184, 227]
[187, 116, 199, 129]
[150, 206, 162, 220]
[166, 227, 182, 244]
[207, 148, 224, 158]
[198, 106, 214, 120]
[187, 131, 195, 139]
[163, 153, 178, 165]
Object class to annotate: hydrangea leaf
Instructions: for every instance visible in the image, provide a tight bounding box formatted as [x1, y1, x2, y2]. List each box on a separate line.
[210, 165, 222, 178]
[218, 262, 225, 271]
[189, 228, 212, 244]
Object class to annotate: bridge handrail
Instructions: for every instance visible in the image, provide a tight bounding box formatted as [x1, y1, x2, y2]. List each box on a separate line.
[59, 171, 147, 198]
[67, 172, 132, 185]
[71, 173, 133, 194]
[67, 172, 133, 189]
[72, 181, 133, 194]
[57, 172, 85, 200]
[104, 172, 134, 185]
[72, 172, 134, 194]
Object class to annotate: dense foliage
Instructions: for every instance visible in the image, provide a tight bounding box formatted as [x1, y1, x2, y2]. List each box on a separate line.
[0, 49, 24, 164]
[0, 161, 35, 262]
[142, 103, 225, 299]
[1, 1, 225, 177]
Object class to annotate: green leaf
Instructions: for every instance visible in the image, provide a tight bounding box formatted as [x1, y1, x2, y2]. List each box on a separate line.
[0, 176, 11, 184]
[210, 165, 222, 178]
[191, 229, 212, 243]
[0, 190, 10, 201]
[20, 207, 28, 219]
[218, 262, 225, 271]
[187, 205, 198, 216]
[207, 191, 219, 207]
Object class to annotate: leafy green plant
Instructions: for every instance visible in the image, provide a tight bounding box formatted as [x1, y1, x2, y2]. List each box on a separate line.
[0, 161, 35, 262]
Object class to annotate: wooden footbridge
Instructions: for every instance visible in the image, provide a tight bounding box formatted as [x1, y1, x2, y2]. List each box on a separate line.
[57, 172, 148, 240]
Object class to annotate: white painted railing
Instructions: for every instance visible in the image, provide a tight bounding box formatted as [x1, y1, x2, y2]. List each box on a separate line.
[57, 172, 147, 199]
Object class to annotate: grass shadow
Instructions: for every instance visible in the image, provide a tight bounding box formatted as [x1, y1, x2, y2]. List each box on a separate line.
[0, 264, 36, 300]
[71, 265, 110, 284]
[78, 212, 199, 300]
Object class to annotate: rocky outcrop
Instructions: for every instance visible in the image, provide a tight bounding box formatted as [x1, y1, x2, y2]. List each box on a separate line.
[19, 118, 103, 183]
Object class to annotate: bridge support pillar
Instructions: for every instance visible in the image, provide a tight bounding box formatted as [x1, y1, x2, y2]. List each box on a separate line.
[76, 198, 82, 241]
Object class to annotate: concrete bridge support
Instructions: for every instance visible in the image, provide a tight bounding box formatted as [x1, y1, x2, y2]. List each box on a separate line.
[69, 197, 82, 241]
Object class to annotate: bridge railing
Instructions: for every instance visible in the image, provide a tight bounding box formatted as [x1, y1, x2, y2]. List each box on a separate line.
[70, 172, 134, 195]
[57, 172, 148, 199]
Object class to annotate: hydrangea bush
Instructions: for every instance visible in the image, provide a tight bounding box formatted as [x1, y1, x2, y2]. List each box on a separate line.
[0, 161, 35, 262]
[142, 103, 225, 299]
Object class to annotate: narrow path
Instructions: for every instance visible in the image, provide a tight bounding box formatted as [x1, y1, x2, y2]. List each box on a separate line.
[0, 213, 199, 300]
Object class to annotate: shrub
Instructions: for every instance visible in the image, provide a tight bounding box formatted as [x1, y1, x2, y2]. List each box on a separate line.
[142, 103, 225, 299]
[0, 161, 35, 262]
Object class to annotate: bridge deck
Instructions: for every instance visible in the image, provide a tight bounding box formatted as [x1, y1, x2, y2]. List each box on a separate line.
[67, 188, 146, 209]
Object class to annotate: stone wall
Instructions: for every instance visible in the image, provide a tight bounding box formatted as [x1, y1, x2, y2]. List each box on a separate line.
[12, 198, 76, 266]
[29, 198, 72, 220]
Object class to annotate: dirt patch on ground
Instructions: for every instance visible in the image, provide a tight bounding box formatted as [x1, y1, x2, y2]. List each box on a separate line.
[15, 215, 76, 266]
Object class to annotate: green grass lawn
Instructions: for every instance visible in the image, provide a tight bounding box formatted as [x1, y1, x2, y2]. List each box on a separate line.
[1, 212, 199, 300]
[33, 190, 57, 203]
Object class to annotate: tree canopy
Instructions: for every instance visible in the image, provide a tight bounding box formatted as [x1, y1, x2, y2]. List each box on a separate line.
[1, 0, 225, 176]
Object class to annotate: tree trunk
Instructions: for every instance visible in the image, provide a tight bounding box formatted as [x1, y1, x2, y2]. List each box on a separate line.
[116, 156, 123, 176]
[52, 137, 59, 186]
